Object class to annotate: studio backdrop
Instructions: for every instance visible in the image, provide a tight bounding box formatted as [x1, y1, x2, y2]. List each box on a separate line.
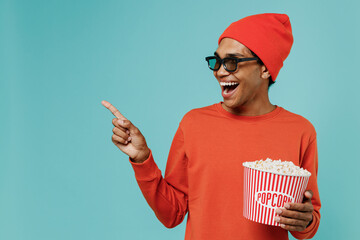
[0, 0, 359, 239]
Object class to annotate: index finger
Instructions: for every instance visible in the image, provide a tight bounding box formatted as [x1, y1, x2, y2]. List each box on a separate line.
[285, 201, 313, 212]
[101, 100, 127, 120]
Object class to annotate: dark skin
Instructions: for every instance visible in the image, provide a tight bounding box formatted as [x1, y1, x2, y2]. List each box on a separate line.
[102, 37, 314, 231]
[275, 190, 314, 231]
[213, 38, 275, 116]
[214, 38, 314, 231]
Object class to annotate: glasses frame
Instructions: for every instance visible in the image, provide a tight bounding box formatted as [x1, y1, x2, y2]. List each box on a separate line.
[205, 56, 259, 72]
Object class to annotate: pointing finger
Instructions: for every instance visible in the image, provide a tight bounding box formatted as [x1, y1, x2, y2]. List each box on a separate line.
[101, 100, 127, 120]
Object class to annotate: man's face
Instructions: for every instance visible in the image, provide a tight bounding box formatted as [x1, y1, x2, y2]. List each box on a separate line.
[213, 38, 269, 114]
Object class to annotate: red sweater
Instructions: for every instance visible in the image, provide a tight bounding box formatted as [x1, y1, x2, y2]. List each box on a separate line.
[130, 102, 321, 240]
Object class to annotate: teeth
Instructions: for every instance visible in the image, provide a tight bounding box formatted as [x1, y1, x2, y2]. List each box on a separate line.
[220, 82, 239, 86]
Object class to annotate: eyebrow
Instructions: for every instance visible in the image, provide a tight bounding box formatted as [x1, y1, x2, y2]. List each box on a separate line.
[214, 51, 245, 57]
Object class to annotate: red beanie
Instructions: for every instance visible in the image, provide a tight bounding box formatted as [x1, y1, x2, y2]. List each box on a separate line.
[218, 13, 293, 81]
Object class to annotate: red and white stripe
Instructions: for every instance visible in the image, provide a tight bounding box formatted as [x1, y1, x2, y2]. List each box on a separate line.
[243, 167, 310, 226]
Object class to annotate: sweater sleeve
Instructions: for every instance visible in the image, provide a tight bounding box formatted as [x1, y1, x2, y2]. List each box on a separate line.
[290, 137, 321, 239]
[129, 125, 189, 228]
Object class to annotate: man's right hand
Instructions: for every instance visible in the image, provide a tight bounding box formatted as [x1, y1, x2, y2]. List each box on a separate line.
[101, 100, 150, 163]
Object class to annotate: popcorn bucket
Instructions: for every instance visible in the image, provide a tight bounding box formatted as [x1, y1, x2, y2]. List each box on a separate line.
[243, 166, 310, 226]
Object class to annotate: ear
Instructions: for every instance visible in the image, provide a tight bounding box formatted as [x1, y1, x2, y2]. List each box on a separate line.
[260, 65, 271, 79]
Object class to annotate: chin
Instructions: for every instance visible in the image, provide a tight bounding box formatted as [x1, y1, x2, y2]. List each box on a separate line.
[229, 97, 248, 107]
[223, 99, 239, 108]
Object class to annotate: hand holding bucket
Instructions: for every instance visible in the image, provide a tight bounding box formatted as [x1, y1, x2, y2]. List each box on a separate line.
[243, 160, 311, 227]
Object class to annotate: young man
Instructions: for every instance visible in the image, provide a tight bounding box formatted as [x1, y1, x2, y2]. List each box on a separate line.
[102, 13, 321, 239]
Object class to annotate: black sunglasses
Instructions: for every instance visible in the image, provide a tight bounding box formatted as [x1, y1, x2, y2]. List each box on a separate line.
[205, 56, 259, 72]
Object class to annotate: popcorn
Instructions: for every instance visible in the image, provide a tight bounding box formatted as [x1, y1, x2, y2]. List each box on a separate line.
[243, 158, 311, 177]
[242, 158, 311, 226]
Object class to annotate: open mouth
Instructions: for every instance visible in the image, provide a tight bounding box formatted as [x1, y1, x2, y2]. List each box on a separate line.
[220, 82, 240, 97]
[223, 84, 239, 93]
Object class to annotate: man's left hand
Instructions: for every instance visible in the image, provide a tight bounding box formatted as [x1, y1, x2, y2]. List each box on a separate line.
[275, 190, 314, 231]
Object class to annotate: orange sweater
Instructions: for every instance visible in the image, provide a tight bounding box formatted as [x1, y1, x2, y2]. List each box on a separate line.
[130, 102, 321, 240]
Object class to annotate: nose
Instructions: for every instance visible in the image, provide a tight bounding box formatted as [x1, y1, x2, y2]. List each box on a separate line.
[216, 62, 230, 77]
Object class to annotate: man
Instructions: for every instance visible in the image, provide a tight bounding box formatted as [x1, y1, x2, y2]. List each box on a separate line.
[102, 13, 321, 239]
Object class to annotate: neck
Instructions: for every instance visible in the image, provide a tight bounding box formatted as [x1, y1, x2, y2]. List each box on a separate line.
[221, 93, 275, 116]
[222, 102, 276, 116]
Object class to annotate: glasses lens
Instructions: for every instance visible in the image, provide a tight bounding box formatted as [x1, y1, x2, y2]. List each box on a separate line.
[208, 57, 220, 70]
[224, 58, 237, 71]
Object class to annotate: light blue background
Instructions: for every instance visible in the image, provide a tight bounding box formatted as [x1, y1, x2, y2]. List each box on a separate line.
[1, 0, 359, 239]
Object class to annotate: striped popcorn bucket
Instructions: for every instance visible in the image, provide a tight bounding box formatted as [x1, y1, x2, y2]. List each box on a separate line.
[243, 165, 311, 226]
